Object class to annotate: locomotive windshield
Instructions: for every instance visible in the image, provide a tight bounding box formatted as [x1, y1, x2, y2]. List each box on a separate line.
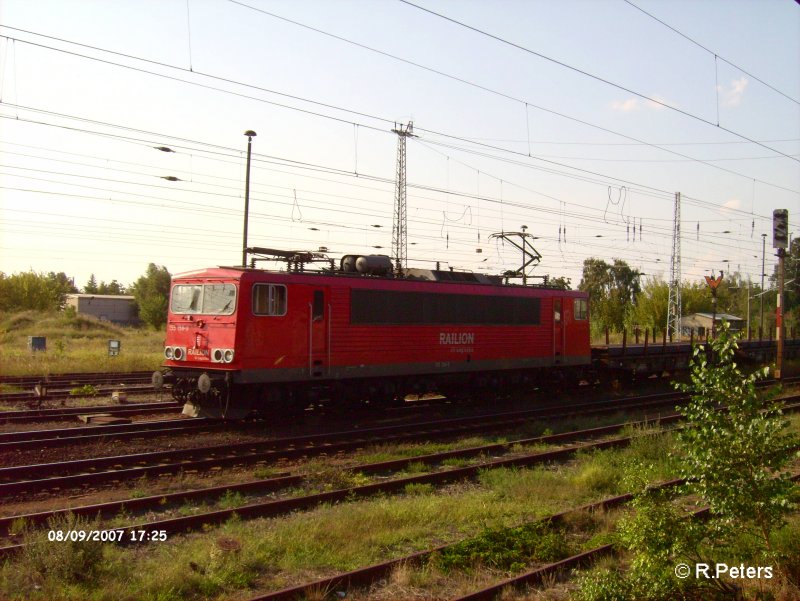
[171, 283, 236, 315]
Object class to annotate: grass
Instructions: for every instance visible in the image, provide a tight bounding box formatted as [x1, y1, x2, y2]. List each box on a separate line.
[0, 310, 164, 376]
[3, 419, 796, 600]
[355, 437, 493, 465]
[0, 426, 685, 600]
[217, 490, 247, 510]
[434, 520, 574, 573]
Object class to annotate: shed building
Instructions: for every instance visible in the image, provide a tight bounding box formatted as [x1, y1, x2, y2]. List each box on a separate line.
[680, 312, 744, 337]
[65, 294, 138, 325]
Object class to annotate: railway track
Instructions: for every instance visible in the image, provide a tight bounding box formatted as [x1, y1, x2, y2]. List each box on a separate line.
[243, 489, 638, 601]
[0, 417, 217, 451]
[4, 406, 796, 586]
[0, 370, 156, 403]
[0, 401, 181, 424]
[6, 392, 797, 538]
[0, 370, 152, 387]
[450, 479, 800, 601]
[0, 411, 684, 554]
[1, 391, 797, 599]
[221, 470, 800, 601]
[4, 383, 797, 497]
[0, 389, 693, 497]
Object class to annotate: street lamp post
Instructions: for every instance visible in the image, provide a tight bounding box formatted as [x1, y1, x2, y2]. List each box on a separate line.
[242, 130, 257, 267]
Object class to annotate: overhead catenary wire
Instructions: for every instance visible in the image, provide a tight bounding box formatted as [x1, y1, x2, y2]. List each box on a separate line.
[397, 0, 800, 164]
[622, 0, 800, 106]
[1, 159, 764, 265]
[6, 135, 786, 232]
[219, 6, 800, 195]
[9, 101, 794, 234]
[4, 120, 792, 266]
[0, 9, 791, 283]
[3, 108, 792, 251]
[1, 24, 797, 200]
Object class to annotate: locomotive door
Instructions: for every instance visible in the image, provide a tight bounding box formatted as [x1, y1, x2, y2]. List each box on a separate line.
[553, 298, 563, 361]
[309, 288, 329, 377]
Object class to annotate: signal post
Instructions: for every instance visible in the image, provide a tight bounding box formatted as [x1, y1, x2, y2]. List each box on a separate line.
[773, 209, 788, 379]
[704, 271, 723, 340]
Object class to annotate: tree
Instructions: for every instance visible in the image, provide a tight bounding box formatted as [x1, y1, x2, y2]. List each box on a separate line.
[579, 325, 799, 600]
[578, 258, 642, 334]
[46, 272, 78, 307]
[0, 270, 77, 311]
[628, 276, 668, 330]
[84, 274, 98, 294]
[130, 264, 171, 329]
[547, 276, 571, 290]
[97, 279, 125, 295]
[85, 275, 127, 296]
[676, 323, 797, 559]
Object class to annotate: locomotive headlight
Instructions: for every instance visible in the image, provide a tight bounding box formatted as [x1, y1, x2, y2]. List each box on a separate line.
[223, 349, 235, 363]
[164, 346, 174, 359]
[212, 349, 224, 363]
[172, 347, 186, 361]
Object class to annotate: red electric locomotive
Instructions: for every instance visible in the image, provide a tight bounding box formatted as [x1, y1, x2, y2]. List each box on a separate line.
[154, 251, 591, 418]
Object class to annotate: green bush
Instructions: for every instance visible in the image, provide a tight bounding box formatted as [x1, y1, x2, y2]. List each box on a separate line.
[6, 514, 106, 595]
[436, 520, 572, 573]
[579, 324, 799, 600]
[676, 323, 798, 563]
[69, 384, 98, 397]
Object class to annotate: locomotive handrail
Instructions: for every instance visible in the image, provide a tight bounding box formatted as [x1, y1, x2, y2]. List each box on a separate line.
[328, 303, 332, 377]
[308, 302, 313, 378]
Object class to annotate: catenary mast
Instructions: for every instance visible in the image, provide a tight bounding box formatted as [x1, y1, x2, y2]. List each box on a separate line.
[391, 122, 415, 273]
[667, 191, 682, 341]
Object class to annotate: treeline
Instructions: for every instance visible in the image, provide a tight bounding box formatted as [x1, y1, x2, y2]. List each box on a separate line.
[0, 264, 171, 329]
[0, 271, 77, 312]
[577, 239, 799, 338]
[3, 240, 797, 335]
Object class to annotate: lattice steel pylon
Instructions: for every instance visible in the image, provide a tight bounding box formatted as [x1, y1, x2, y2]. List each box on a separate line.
[391, 122, 415, 273]
[667, 191, 682, 341]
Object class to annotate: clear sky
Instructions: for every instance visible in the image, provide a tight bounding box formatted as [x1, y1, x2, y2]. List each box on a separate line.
[0, 0, 798, 292]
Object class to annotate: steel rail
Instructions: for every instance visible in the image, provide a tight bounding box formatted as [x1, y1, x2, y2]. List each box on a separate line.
[0, 384, 156, 403]
[0, 417, 215, 450]
[2, 389, 795, 497]
[0, 425, 662, 557]
[0, 413, 680, 537]
[226, 467, 800, 601]
[0, 401, 180, 424]
[452, 471, 800, 601]
[0, 371, 153, 385]
[0, 390, 693, 496]
[2, 411, 797, 601]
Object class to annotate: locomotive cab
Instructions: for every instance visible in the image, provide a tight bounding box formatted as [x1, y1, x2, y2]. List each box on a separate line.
[156, 269, 243, 416]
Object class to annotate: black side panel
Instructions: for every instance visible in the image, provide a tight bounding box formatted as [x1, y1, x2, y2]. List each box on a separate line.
[351, 289, 541, 325]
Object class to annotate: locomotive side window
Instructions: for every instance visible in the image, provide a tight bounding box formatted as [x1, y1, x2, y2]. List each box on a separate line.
[553, 299, 562, 323]
[171, 284, 236, 315]
[574, 298, 588, 320]
[253, 284, 287, 316]
[312, 290, 324, 321]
